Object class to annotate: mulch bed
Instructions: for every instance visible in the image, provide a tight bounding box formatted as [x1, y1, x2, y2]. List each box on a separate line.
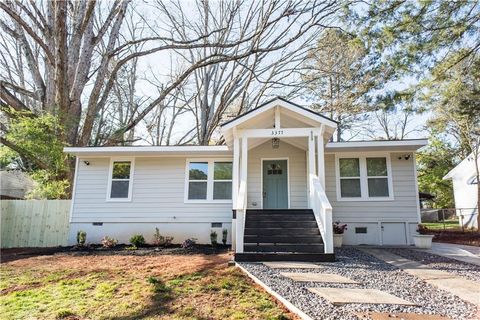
[429, 229, 480, 247]
[1, 244, 231, 263]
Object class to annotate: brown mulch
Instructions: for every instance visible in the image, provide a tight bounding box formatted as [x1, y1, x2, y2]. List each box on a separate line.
[429, 230, 480, 247]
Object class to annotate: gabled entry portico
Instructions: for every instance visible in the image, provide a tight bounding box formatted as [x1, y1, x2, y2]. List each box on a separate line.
[221, 97, 338, 260]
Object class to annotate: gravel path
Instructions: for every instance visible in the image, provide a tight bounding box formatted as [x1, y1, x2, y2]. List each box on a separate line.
[387, 248, 480, 282]
[238, 248, 478, 320]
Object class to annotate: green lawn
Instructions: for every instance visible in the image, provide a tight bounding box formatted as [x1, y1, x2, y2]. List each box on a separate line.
[0, 253, 293, 320]
[423, 220, 460, 230]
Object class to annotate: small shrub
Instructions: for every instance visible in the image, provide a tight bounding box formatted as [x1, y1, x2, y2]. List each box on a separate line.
[56, 309, 75, 319]
[333, 221, 347, 234]
[210, 230, 218, 246]
[152, 227, 174, 246]
[222, 228, 228, 245]
[147, 276, 171, 294]
[76, 230, 87, 245]
[129, 234, 146, 247]
[101, 236, 118, 248]
[181, 238, 197, 249]
[417, 224, 429, 235]
[125, 245, 137, 250]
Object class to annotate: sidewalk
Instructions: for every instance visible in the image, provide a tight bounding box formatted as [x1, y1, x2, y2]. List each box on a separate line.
[424, 242, 480, 266]
[361, 248, 480, 306]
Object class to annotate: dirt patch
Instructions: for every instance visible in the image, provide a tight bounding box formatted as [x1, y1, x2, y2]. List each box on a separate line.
[429, 230, 480, 247]
[1, 252, 297, 319]
[355, 312, 451, 320]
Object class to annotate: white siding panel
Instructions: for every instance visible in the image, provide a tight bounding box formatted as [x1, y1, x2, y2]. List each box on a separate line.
[71, 157, 232, 223]
[326, 152, 420, 221]
[247, 140, 308, 208]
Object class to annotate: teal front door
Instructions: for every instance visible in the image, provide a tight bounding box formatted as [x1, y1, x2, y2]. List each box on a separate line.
[263, 160, 288, 209]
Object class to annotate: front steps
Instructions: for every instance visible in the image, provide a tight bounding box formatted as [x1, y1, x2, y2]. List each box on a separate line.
[235, 209, 335, 262]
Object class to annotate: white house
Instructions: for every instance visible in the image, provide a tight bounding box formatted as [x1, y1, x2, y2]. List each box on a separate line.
[65, 98, 427, 261]
[443, 153, 479, 229]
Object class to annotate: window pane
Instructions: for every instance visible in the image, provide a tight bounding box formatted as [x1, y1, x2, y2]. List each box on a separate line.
[110, 180, 129, 198]
[367, 157, 387, 176]
[214, 162, 232, 180]
[339, 158, 360, 177]
[340, 178, 361, 197]
[112, 161, 131, 179]
[368, 178, 389, 197]
[188, 181, 207, 199]
[189, 162, 208, 180]
[213, 181, 232, 200]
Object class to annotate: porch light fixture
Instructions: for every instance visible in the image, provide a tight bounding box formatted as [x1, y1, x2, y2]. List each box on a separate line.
[272, 138, 280, 149]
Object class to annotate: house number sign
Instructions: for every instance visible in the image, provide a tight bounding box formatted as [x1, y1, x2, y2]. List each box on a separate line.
[271, 130, 284, 136]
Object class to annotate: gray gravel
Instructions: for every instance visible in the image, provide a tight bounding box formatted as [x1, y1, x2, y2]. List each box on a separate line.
[387, 248, 480, 282]
[238, 248, 478, 320]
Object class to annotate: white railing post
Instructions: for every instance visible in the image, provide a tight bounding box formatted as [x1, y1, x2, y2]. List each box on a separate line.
[311, 177, 334, 254]
[308, 132, 316, 208]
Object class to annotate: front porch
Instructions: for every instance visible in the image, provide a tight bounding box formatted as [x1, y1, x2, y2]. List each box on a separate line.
[221, 98, 338, 261]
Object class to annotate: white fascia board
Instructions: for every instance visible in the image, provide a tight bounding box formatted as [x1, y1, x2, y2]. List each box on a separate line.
[221, 98, 337, 132]
[325, 139, 428, 152]
[64, 145, 231, 157]
[443, 152, 479, 180]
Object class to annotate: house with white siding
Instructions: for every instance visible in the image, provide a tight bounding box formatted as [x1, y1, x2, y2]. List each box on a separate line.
[443, 153, 479, 229]
[65, 97, 427, 261]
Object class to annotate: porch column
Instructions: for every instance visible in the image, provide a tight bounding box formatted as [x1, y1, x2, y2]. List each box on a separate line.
[231, 136, 239, 251]
[307, 131, 316, 208]
[232, 137, 240, 207]
[235, 136, 248, 253]
[317, 129, 325, 189]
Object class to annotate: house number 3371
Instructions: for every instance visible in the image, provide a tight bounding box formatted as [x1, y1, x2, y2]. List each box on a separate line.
[271, 130, 284, 135]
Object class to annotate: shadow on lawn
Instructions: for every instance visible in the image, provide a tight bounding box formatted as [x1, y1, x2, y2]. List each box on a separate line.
[107, 254, 228, 320]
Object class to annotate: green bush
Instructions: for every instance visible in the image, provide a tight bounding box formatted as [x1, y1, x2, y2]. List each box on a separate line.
[76, 230, 86, 246]
[129, 234, 146, 247]
[210, 230, 218, 246]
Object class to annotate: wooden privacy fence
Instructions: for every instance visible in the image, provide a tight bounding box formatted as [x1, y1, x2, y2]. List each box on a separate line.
[1, 200, 71, 248]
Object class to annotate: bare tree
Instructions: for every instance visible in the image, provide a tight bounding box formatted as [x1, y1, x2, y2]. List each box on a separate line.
[1, 0, 346, 186]
[302, 29, 392, 141]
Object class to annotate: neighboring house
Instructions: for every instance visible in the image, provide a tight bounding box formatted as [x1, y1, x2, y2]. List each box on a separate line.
[443, 153, 479, 229]
[65, 98, 427, 261]
[0, 171, 34, 200]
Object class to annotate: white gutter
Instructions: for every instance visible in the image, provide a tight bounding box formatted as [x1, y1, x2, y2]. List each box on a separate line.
[325, 139, 428, 151]
[64, 145, 231, 156]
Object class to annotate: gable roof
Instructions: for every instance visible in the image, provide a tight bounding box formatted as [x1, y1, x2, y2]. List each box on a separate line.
[443, 152, 480, 180]
[221, 97, 338, 130]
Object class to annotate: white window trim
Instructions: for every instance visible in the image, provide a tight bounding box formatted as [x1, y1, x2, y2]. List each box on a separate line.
[335, 153, 394, 201]
[106, 157, 135, 202]
[184, 158, 233, 203]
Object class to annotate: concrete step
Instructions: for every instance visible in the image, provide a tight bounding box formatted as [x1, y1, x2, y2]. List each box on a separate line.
[244, 244, 325, 253]
[235, 252, 335, 262]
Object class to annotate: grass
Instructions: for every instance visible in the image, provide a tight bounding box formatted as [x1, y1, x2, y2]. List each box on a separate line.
[0, 253, 294, 320]
[422, 220, 460, 230]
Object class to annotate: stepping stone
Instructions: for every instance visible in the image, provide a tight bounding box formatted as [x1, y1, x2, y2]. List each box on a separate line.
[281, 272, 359, 284]
[263, 262, 323, 269]
[355, 312, 450, 320]
[308, 288, 417, 306]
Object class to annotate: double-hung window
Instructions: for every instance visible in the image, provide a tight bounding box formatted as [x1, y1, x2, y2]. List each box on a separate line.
[337, 155, 392, 201]
[186, 159, 232, 202]
[108, 159, 134, 201]
[339, 158, 361, 197]
[366, 157, 389, 197]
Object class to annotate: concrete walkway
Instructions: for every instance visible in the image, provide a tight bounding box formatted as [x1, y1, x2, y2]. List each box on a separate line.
[422, 242, 480, 266]
[361, 248, 480, 306]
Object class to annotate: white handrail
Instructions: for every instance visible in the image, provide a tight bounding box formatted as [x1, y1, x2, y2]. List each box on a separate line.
[311, 176, 334, 253]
